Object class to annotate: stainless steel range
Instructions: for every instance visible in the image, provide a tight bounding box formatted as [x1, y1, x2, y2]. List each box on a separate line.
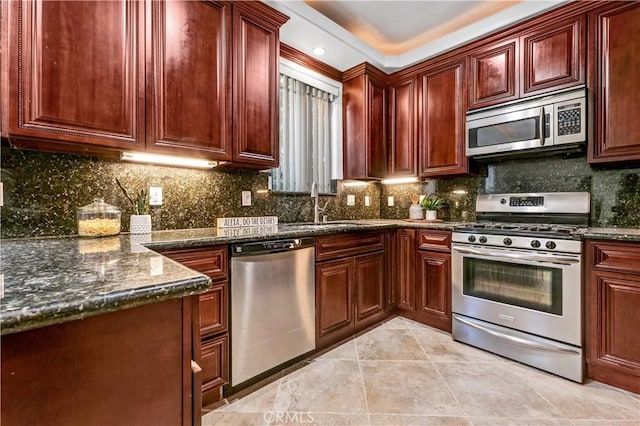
[452, 192, 590, 382]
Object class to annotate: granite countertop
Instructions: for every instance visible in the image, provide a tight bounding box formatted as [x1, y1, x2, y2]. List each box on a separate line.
[4, 219, 635, 335]
[0, 236, 212, 335]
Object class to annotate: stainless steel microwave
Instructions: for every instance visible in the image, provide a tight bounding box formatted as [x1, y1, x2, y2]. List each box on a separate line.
[466, 87, 586, 158]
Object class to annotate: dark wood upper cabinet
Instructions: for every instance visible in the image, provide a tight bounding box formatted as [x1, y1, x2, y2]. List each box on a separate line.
[387, 76, 417, 177]
[418, 58, 467, 177]
[7, 0, 145, 149]
[588, 2, 640, 163]
[520, 16, 585, 97]
[467, 38, 519, 109]
[148, 0, 232, 160]
[232, 2, 287, 167]
[343, 63, 387, 180]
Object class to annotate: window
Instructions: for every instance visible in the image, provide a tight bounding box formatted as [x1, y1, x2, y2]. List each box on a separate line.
[271, 59, 342, 194]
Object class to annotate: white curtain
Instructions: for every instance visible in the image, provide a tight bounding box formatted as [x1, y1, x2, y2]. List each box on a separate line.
[273, 74, 335, 193]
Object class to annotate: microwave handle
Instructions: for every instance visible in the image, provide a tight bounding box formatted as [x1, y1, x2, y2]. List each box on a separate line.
[539, 107, 545, 146]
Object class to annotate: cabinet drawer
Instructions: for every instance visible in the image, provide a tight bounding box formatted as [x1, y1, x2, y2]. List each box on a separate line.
[162, 246, 228, 282]
[200, 282, 228, 337]
[590, 241, 640, 275]
[316, 232, 384, 261]
[418, 230, 451, 252]
[201, 335, 229, 391]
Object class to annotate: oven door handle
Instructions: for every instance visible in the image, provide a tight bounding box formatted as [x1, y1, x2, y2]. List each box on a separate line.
[453, 316, 580, 355]
[452, 247, 580, 265]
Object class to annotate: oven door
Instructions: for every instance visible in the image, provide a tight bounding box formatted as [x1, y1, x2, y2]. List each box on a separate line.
[451, 244, 581, 346]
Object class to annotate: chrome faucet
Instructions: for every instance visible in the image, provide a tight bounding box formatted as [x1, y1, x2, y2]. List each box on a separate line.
[310, 182, 328, 223]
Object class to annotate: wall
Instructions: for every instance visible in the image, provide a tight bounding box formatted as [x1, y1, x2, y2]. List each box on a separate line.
[381, 152, 640, 227]
[0, 148, 380, 238]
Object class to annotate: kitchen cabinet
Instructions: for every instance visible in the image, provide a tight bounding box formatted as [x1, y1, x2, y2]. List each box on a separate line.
[520, 16, 584, 97]
[387, 76, 418, 177]
[148, 0, 232, 160]
[315, 232, 387, 348]
[467, 38, 519, 109]
[418, 58, 467, 177]
[3, 0, 287, 167]
[397, 229, 416, 311]
[588, 2, 640, 163]
[161, 245, 229, 407]
[5, 0, 145, 151]
[586, 240, 640, 394]
[385, 230, 398, 311]
[416, 230, 452, 332]
[342, 63, 387, 180]
[1, 297, 201, 426]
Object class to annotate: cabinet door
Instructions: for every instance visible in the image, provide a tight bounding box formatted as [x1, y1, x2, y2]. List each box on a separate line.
[368, 77, 388, 178]
[397, 229, 416, 311]
[201, 335, 229, 406]
[468, 39, 519, 109]
[148, 0, 232, 160]
[232, 3, 281, 166]
[520, 16, 584, 97]
[8, 0, 144, 149]
[354, 252, 385, 324]
[418, 59, 467, 177]
[589, 3, 640, 163]
[385, 230, 397, 311]
[388, 77, 417, 177]
[316, 258, 354, 342]
[417, 250, 452, 332]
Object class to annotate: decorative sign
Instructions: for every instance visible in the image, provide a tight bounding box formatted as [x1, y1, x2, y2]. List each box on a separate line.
[216, 216, 278, 228]
[217, 226, 279, 238]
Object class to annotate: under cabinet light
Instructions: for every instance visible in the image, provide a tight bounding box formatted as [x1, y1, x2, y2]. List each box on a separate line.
[121, 152, 218, 169]
[342, 181, 368, 187]
[452, 189, 468, 195]
[381, 177, 419, 185]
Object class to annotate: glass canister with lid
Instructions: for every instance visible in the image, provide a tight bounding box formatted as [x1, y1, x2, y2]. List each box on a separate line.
[77, 198, 122, 237]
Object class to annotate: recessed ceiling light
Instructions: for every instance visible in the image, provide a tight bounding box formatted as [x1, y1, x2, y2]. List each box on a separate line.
[312, 47, 326, 56]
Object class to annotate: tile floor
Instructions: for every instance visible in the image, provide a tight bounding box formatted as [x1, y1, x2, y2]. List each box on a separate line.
[203, 317, 640, 426]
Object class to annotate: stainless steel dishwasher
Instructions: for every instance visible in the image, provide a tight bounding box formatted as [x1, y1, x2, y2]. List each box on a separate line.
[230, 238, 315, 386]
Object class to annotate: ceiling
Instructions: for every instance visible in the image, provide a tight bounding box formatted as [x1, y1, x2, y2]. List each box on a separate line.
[266, 0, 567, 73]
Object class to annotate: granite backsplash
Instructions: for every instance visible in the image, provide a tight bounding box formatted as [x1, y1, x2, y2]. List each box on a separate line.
[2, 148, 639, 238]
[0, 148, 380, 238]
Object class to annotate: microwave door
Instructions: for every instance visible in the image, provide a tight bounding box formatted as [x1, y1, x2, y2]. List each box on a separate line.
[467, 106, 550, 156]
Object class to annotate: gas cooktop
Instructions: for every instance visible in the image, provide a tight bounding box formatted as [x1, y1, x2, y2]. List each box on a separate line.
[454, 222, 583, 239]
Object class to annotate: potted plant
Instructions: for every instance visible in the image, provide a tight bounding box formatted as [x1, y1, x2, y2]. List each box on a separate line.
[421, 194, 445, 221]
[116, 178, 151, 234]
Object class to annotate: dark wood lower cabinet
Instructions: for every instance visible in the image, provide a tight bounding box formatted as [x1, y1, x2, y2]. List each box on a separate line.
[586, 241, 640, 394]
[316, 258, 355, 344]
[355, 252, 385, 323]
[417, 250, 452, 332]
[397, 229, 416, 311]
[385, 230, 398, 311]
[201, 335, 230, 407]
[1, 297, 200, 426]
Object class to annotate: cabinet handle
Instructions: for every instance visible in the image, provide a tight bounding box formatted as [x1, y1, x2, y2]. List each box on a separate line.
[191, 360, 202, 374]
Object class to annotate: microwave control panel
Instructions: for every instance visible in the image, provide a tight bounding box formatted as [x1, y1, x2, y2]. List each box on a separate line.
[557, 103, 582, 136]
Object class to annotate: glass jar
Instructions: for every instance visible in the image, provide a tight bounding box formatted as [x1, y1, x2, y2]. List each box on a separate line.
[77, 198, 121, 237]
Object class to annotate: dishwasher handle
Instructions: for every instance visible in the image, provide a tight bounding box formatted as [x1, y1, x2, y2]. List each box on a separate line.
[231, 238, 315, 256]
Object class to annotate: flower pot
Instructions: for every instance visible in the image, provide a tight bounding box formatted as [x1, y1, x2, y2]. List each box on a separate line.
[425, 210, 438, 221]
[129, 214, 151, 234]
[409, 203, 424, 220]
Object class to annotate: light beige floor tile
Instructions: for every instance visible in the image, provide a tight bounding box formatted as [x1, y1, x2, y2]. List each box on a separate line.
[317, 339, 358, 360]
[219, 379, 280, 412]
[469, 418, 572, 425]
[370, 414, 471, 425]
[356, 328, 427, 361]
[402, 317, 427, 329]
[569, 421, 640, 425]
[202, 410, 268, 426]
[411, 327, 503, 363]
[271, 413, 370, 426]
[505, 364, 640, 421]
[361, 360, 462, 416]
[434, 362, 563, 418]
[377, 317, 410, 329]
[273, 359, 368, 414]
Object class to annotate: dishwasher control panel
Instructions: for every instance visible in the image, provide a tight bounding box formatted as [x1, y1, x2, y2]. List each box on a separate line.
[232, 238, 315, 256]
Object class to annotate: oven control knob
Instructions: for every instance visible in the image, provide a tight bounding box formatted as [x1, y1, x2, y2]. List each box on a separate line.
[546, 241, 557, 250]
[503, 238, 512, 246]
[467, 235, 476, 243]
[479, 236, 487, 244]
[531, 240, 541, 248]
